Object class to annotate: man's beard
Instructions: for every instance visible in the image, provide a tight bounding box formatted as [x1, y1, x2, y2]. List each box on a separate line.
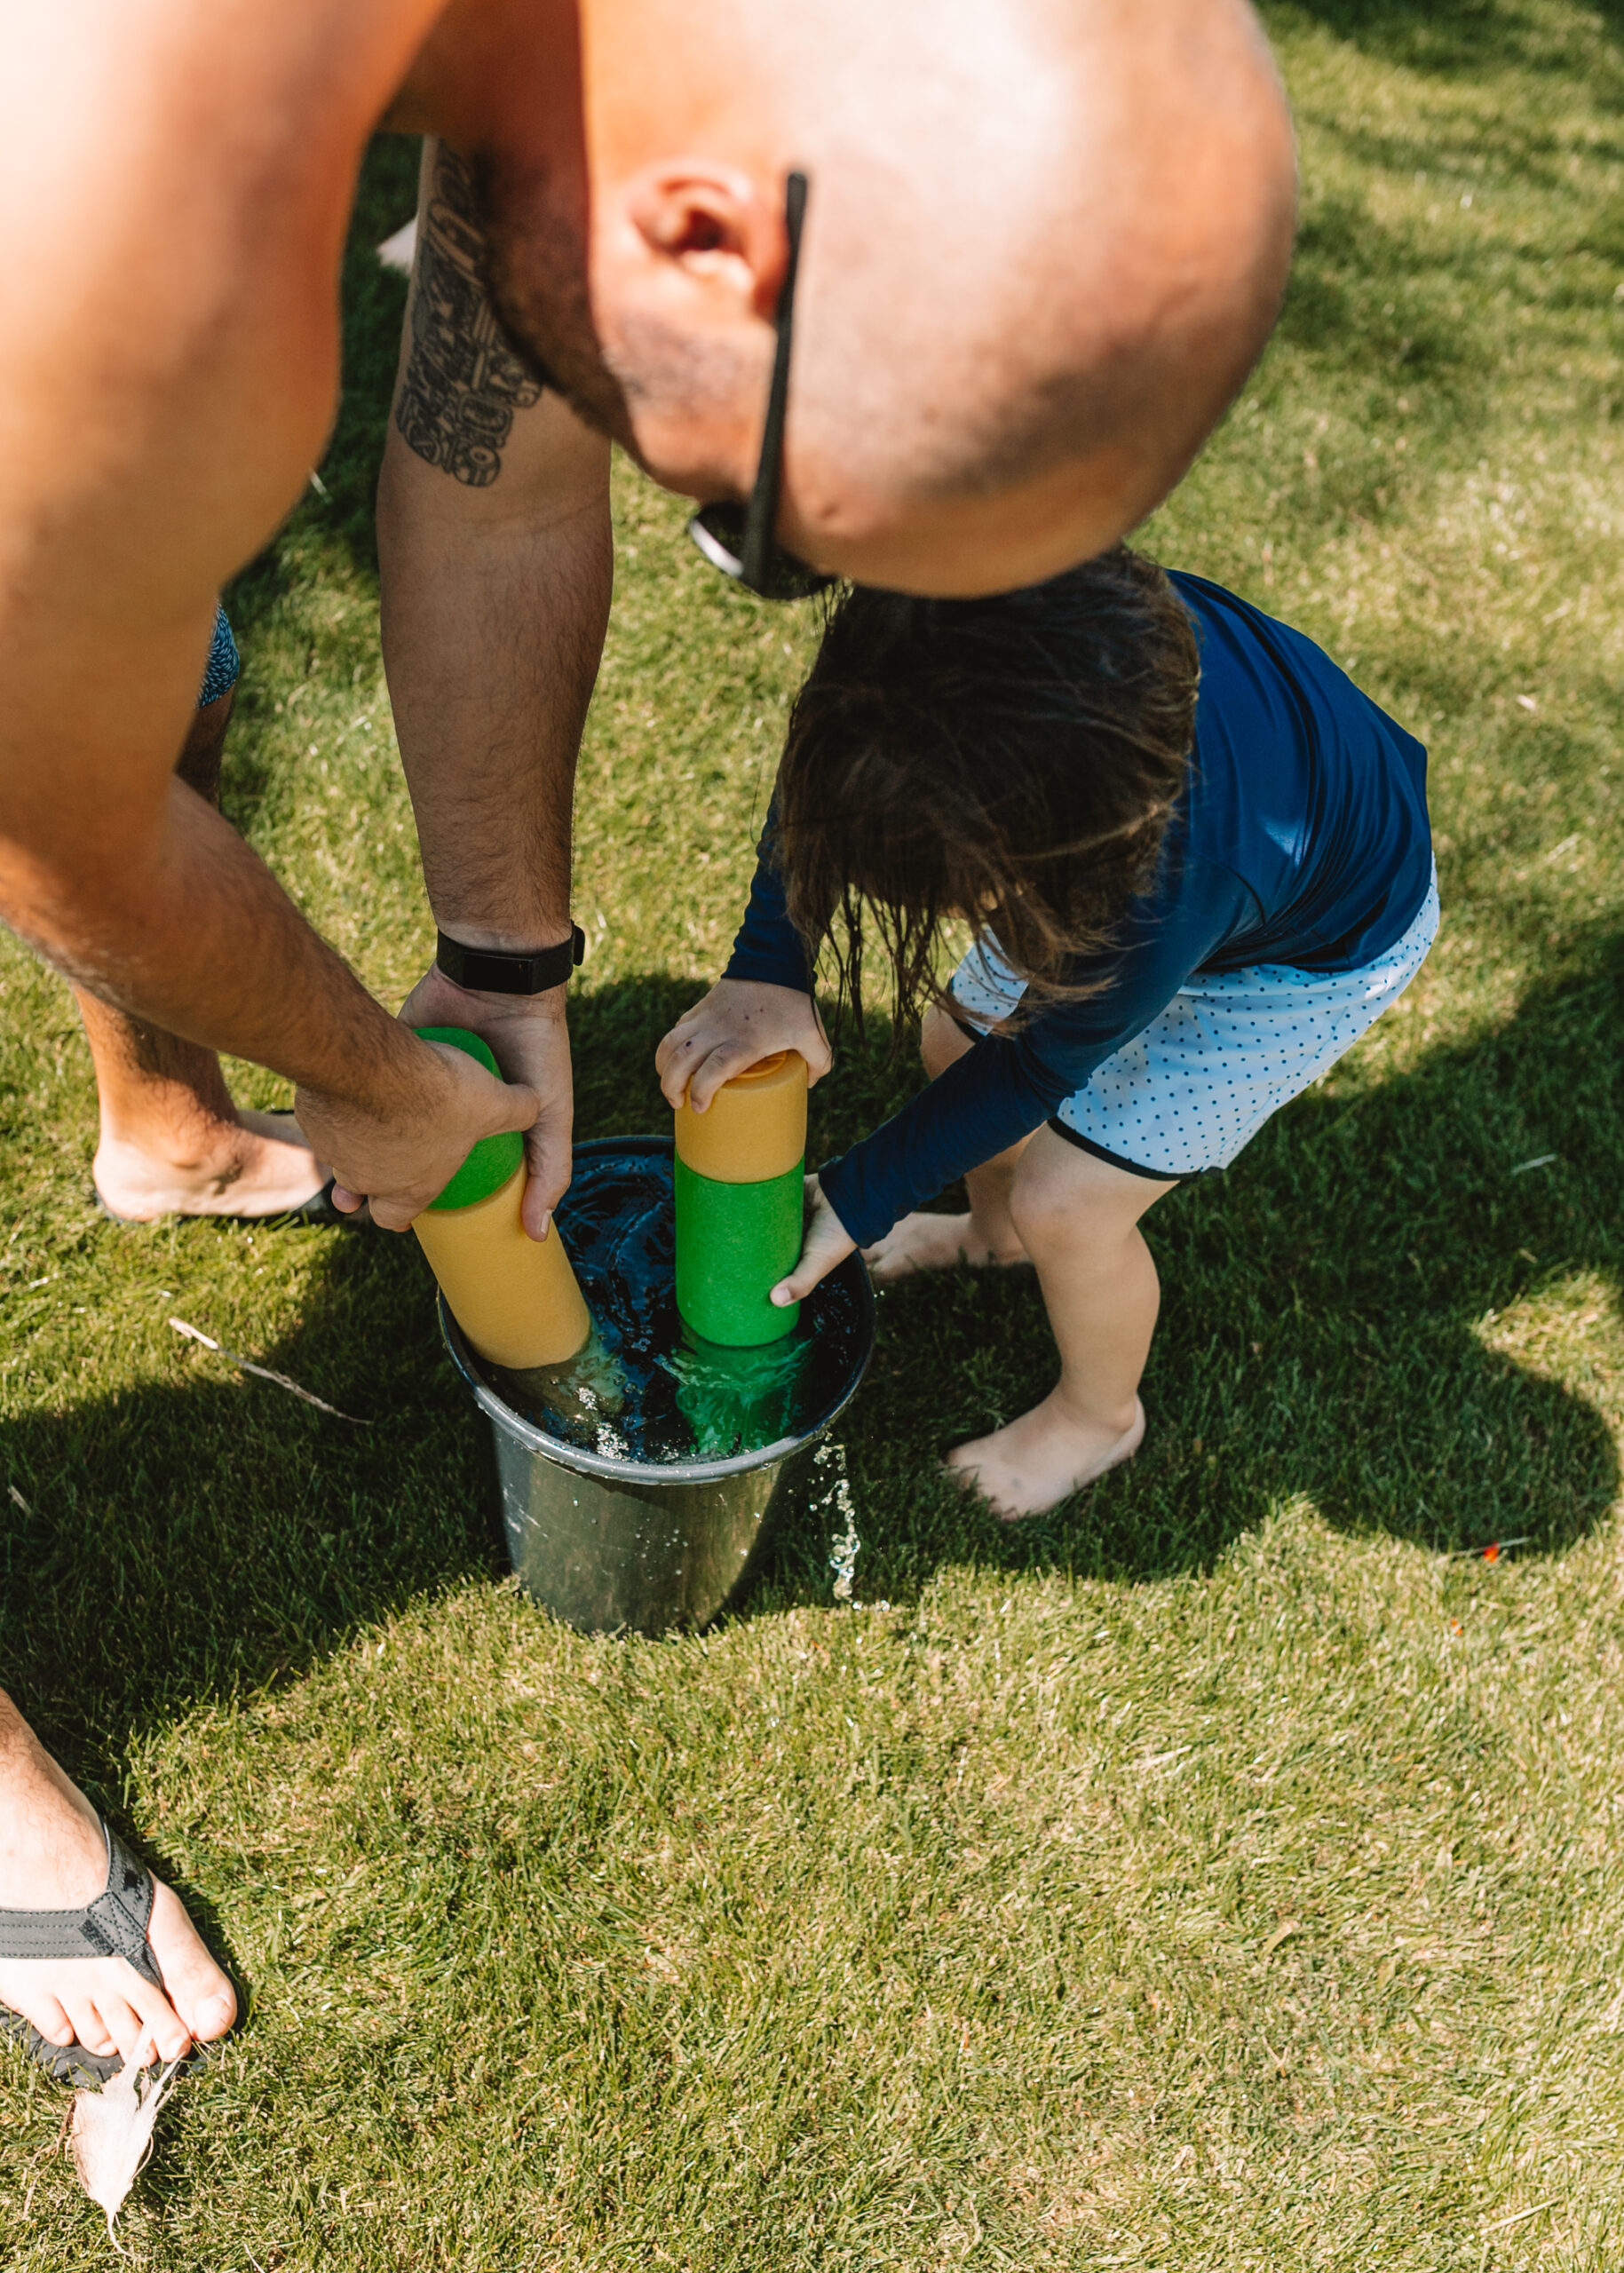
[472, 151, 634, 447]
[472, 150, 756, 496]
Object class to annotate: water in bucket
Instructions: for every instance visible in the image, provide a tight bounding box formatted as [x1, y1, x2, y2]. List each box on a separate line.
[480, 1144, 867, 1467]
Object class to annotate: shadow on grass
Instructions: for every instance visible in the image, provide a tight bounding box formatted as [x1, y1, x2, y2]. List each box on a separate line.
[1269, 0, 1624, 75]
[757, 922, 1624, 1607]
[4, 935, 1619, 1800]
[0, 1224, 501, 1762]
[0, 974, 749, 1784]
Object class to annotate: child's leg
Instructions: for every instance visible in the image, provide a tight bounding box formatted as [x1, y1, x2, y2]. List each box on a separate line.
[867, 1005, 1035, 1279]
[947, 1125, 1176, 1519]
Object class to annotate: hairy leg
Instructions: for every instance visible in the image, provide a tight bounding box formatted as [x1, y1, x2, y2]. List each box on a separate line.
[947, 1127, 1176, 1518]
[75, 692, 329, 1219]
[866, 1002, 1035, 1281]
[0, 1691, 235, 2065]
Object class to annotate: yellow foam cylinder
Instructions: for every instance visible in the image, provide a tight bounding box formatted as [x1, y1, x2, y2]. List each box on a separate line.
[408, 1025, 591, 1371]
[412, 1160, 590, 1370]
[673, 1049, 807, 1182]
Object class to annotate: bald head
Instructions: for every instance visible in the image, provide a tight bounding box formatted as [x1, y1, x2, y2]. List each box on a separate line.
[415, 0, 1295, 594]
[759, 0, 1296, 589]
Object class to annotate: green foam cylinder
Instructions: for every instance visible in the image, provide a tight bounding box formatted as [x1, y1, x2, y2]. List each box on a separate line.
[414, 1026, 525, 1209]
[674, 1157, 803, 1347]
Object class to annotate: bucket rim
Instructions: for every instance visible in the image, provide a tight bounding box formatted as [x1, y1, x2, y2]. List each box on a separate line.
[438, 1134, 875, 1485]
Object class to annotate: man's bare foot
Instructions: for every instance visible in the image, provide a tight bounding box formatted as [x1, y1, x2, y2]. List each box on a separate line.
[0, 1707, 235, 2068]
[947, 1392, 1146, 1520]
[93, 1108, 330, 1223]
[864, 1210, 1030, 1285]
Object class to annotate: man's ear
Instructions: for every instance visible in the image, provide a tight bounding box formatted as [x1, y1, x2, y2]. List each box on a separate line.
[622, 162, 788, 318]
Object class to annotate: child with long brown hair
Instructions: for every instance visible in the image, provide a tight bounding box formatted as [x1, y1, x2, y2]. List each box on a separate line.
[657, 548, 1436, 1517]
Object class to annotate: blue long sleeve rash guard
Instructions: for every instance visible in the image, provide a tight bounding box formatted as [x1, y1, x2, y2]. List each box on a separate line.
[723, 572, 1432, 1247]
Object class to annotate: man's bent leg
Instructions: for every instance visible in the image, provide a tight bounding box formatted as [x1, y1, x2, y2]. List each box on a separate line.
[0, 1691, 235, 2067]
[75, 691, 331, 1220]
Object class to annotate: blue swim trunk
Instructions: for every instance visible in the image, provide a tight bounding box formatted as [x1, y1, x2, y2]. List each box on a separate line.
[198, 603, 240, 708]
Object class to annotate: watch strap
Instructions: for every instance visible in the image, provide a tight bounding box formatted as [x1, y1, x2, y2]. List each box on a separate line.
[434, 924, 584, 997]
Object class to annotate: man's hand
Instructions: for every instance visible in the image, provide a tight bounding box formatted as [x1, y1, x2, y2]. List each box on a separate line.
[386, 963, 574, 1239]
[770, 1176, 858, 1307]
[295, 1029, 537, 1233]
[656, 979, 831, 1113]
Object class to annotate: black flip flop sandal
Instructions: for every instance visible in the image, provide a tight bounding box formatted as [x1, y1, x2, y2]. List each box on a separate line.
[0, 1822, 176, 2086]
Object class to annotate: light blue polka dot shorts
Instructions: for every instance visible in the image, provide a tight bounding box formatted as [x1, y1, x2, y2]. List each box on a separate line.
[949, 863, 1440, 1180]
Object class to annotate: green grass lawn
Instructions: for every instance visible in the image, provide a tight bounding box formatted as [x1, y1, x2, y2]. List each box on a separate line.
[4, 1, 1624, 2261]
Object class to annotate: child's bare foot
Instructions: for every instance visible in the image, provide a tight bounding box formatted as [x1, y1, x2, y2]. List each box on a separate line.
[947, 1392, 1145, 1519]
[0, 1706, 236, 2066]
[93, 1108, 330, 1222]
[865, 1210, 1029, 1284]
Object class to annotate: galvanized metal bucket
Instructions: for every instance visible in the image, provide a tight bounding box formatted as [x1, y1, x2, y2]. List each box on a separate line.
[439, 1138, 875, 1635]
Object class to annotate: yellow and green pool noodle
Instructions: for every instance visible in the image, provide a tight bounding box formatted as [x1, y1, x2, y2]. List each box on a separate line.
[673, 1050, 808, 1348]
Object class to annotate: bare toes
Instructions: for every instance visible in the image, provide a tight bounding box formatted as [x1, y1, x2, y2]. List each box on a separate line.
[30, 2000, 76, 2048]
[63, 1996, 118, 2057]
[115, 1970, 193, 2061]
[147, 1879, 236, 2042]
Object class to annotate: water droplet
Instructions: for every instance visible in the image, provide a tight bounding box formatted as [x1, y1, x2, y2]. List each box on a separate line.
[816, 1438, 862, 1603]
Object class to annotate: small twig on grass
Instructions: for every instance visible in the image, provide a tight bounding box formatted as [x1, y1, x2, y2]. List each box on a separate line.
[8, 1483, 32, 1515]
[1447, 1537, 1531, 1562]
[167, 1318, 369, 1424]
[1510, 1153, 1558, 1176]
[1481, 2198, 1559, 2235]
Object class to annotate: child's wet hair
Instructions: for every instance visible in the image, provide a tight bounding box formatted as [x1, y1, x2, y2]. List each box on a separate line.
[775, 544, 1200, 1037]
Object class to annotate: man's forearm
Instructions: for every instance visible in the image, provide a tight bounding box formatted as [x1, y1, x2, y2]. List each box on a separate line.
[379, 456, 611, 948]
[378, 139, 613, 955]
[0, 774, 420, 1107]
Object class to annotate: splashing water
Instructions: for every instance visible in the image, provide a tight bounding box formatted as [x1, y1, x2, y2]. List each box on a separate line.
[813, 1437, 862, 1603]
[479, 1146, 867, 1467]
[493, 1323, 631, 1461]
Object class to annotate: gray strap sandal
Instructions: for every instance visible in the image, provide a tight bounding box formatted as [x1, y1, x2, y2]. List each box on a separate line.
[0, 1822, 167, 2086]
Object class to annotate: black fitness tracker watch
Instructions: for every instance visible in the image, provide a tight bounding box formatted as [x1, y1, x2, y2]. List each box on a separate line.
[434, 924, 585, 996]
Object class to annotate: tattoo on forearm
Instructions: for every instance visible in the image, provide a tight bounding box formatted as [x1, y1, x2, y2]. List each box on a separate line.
[394, 146, 543, 486]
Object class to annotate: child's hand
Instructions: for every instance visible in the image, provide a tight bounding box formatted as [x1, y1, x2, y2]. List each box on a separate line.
[770, 1176, 857, 1306]
[656, 978, 831, 1111]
